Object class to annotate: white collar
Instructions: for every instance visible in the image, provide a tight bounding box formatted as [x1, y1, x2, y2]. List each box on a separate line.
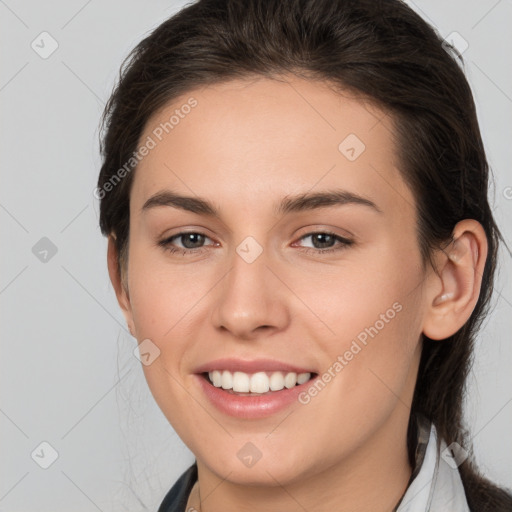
[397, 422, 470, 511]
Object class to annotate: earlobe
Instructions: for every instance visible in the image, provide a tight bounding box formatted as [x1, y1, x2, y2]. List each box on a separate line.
[422, 220, 487, 340]
[107, 234, 136, 337]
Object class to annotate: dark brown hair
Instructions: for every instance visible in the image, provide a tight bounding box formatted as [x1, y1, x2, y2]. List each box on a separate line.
[97, 0, 511, 508]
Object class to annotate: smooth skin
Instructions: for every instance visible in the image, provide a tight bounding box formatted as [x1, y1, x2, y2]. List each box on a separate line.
[107, 75, 487, 512]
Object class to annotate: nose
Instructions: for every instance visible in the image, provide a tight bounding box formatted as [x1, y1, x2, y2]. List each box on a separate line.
[210, 243, 291, 340]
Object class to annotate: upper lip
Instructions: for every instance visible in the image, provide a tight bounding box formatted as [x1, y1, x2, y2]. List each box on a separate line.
[193, 358, 316, 375]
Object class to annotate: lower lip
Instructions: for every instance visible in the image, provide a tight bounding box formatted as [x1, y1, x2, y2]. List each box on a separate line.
[194, 374, 317, 419]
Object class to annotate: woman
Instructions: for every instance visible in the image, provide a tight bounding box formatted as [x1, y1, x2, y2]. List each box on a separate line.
[97, 0, 512, 510]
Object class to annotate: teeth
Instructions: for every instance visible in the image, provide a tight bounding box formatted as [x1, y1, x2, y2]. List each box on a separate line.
[297, 372, 310, 385]
[233, 371, 250, 392]
[250, 372, 269, 393]
[207, 370, 312, 393]
[221, 370, 232, 390]
[211, 370, 222, 387]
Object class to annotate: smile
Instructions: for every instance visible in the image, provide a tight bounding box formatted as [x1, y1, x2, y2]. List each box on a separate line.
[195, 366, 319, 419]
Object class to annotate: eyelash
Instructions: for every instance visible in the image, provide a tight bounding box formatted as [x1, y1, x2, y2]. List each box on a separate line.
[157, 231, 354, 256]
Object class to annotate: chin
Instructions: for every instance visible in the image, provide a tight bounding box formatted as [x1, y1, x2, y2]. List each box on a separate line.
[196, 443, 314, 487]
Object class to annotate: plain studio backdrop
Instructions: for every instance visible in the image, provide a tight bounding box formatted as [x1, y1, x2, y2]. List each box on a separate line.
[1, 0, 511, 510]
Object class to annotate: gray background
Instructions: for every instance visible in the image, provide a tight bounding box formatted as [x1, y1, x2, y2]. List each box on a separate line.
[1, 0, 511, 510]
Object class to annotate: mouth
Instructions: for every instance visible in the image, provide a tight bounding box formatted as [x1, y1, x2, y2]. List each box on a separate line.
[199, 370, 318, 396]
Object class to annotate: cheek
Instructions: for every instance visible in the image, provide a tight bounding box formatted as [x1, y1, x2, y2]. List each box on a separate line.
[294, 248, 424, 409]
[127, 246, 213, 340]
[291, 245, 423, 345]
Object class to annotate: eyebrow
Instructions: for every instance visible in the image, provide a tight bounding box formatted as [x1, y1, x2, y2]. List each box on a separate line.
[141, 188, 382, 217]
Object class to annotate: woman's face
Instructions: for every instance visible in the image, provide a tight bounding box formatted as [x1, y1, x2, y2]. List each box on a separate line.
[116, 75, 432, 486]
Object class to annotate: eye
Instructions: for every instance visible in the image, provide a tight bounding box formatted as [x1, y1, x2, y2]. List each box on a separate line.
[158, 232, 216, 255]
[294, 231, 353, 255]
[157, 230, 353, 257]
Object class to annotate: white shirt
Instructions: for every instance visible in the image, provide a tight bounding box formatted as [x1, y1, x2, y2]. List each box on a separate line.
[397, 422, 470, 511]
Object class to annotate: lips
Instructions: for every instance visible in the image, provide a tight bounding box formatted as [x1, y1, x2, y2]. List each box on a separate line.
[193, 358, 319, 419]
[193, 357, 316, 375]
[196, 374, 317, 418]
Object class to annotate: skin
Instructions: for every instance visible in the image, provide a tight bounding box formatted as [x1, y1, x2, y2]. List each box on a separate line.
[107, 74, 487, 512]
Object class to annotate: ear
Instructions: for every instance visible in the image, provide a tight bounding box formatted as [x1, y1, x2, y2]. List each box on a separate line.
[107, 234, 136, 338]
[422, 219, 488, 340]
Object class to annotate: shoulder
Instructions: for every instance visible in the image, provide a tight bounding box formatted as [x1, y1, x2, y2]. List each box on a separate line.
[158, 461, 198, 512]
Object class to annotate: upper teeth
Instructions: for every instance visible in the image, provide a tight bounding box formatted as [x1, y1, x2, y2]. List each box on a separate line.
[208, 370, 311, 393]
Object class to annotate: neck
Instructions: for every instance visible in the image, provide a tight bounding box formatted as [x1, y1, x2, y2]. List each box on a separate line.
[186, 409, 413, 512]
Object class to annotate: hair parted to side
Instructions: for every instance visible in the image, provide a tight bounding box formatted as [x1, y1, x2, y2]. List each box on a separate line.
[97, 0, 511, 507]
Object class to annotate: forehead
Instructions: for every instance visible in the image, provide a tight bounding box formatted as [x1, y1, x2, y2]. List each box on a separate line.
[131, 75, 414, 218]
